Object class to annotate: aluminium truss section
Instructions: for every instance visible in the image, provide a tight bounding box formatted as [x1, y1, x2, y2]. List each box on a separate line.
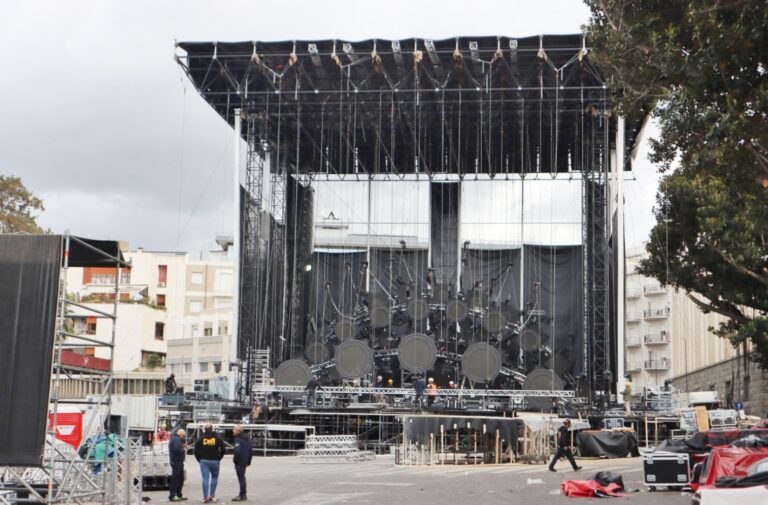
[252, 385, 576, 399]
[299, 435, 374, 464]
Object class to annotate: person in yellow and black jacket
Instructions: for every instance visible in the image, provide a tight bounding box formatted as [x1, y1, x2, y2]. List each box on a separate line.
[193, 423, 226, 503]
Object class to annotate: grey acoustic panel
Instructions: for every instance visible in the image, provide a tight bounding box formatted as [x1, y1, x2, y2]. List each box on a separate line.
[461, 343, 502, 383]
[274, 360, 312, 387]
[445, 299, 468, 323]
[334, 340, 374, 379]
[397, 333, 437, 373]
[334, 317, 357, 341]
[482, 310, 508, 333]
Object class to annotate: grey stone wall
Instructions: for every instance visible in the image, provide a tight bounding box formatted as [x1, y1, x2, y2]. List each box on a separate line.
[670, 353, 768, 417]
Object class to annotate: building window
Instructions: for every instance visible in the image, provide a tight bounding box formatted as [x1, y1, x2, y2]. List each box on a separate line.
[158, 265, 168, 287]
[84, 347, 95, 356]
[199, 362, 209, 373]
[155, 322, 165, 340]
[218, 322, 228, 336]
[141, 351, 164, 369]
[213, 362, 222, 374]
[204, 327, 213, 337]
[184, 363, 192, 373]
[191, 272, 204, 285]
[190, 300, 202, 313]
[86, 316, 97, 335]
[216, 272, 233, 292]
[215, 298, 232, 309]
[157, 294, 166, 308]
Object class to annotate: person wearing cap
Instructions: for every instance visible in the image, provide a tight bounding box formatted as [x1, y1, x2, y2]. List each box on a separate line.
[374, 375, 385, 403]
[427, 377, 438, 407]
[168, 429, 187, 502]
[305, 375, 321, 407]
[549, 419, 582, 472]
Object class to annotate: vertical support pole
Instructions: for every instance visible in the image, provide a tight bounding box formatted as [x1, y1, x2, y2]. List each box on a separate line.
[232, 108, 242, 400]
[616, 116, 626, 399]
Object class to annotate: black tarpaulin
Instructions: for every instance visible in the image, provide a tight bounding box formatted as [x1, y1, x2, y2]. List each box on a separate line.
[65, 236, 126, 267]
[309, 250, 367, 324]
[576, 431, 640, 458]
[369, 248, 428, 299]
[430, 183, 459, 286]
[404, 416, 523, 447]
[0, 235, 62, 466]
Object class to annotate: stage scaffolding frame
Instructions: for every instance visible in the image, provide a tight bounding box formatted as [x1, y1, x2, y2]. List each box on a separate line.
[177, 36, 631, 405]
[2, 232, 140, 505]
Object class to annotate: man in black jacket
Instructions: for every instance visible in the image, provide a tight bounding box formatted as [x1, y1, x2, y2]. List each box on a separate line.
[168, 429, 187, 502]
[549, 419, 582, 472]
[193, 423, 226, 503]
[231, 425, 253, 502]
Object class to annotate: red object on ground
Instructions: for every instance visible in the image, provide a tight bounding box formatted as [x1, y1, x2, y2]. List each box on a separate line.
[48, 407, 83, 449]
[699, 446, 768, 488]
[57, 350, 111, 372]
[561, 480, 625, 498]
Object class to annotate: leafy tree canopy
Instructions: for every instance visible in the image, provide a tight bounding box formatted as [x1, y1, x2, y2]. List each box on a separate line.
[0, 175, 46, 234]
[585, 1, 768, 367]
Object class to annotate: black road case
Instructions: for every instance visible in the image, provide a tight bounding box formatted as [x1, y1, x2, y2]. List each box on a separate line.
[643, 451, 691, 490]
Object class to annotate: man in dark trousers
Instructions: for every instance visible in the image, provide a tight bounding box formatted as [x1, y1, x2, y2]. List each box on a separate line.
[413, 375, 426, 408]
[549, 419, 582, 472]
[168, 429, 187, 502]
[231, 425, 253, 502]
[193, 423, 226, 503]
[305, 375, 321, 407]
[165, 374, 178, 394]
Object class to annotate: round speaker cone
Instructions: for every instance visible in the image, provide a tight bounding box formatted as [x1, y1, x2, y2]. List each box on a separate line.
[274, 360, 311, 387]
[482, 310, 508, 333]
[369, 304, 391, 329]
[520, 328, 542, 351]
[446, 299, 468, 323]
[461, 342, 502, 383]
[305, 341, 329, 364]
[334, 317, 357, 341]
[543, 351, 573, 376]
[334, 340, 374, 379]
[397, 333, 437, 373]
[523, 368, 565, 410]
[407, 298, 430, 321]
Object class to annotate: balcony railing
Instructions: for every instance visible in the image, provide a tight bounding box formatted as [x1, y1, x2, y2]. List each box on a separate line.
[644, 284, 669, 296]
[626, 313, 643, 323]
[626, 361, 642, 372]
[644, 331, 670, 345]
[644, 307, 671, 319]
[644, 359, 670, 370]
[626, 288, 642, 299]
[626, 337, 641, 348]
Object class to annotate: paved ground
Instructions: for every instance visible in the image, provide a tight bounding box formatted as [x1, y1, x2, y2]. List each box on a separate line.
[145, 454, 693, 505]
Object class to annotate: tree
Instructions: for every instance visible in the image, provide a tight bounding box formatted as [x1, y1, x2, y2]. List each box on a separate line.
[585, 1, 768, 367]
[0, 175, 46, 234]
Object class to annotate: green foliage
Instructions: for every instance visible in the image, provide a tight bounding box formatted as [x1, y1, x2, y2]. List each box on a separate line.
[0, 175, 46, 233]
[145, 353, 163, 369]
[585, 0, 768, 368]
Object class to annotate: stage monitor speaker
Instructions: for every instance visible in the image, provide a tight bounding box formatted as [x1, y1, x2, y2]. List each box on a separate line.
[0, 235, 62, 466]
[334, 340, 374, 379]
[274, 360, 312, 387]
[397, 333, 437, 373]
[305, 341, 330, 364]
[334, 317, 357, 341]
[461, 342, 502, 383]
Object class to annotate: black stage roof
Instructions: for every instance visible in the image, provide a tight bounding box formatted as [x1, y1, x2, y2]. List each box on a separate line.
[177, 36, 643, 175]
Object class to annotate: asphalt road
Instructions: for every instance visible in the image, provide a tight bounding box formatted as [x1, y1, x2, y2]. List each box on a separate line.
[145, 455, 693, 505]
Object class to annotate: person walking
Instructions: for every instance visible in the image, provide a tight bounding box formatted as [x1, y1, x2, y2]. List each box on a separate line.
[168, 429, 187, 502]
[231, 425, 252, 502]
[549, 419, 582, 472]
[194, 423, 226, 503]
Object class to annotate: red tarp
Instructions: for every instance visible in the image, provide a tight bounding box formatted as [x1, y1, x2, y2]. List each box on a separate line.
[57, 350, 111, 372]
[561, 480, 625, 498]
[699, 447, 768, 488]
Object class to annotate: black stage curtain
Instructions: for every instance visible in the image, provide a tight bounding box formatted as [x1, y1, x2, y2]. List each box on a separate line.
[576, 430, 640, 458]
[0, 235, 62, 466]
[461, 248, 522, 312]
[430, 182, 459, 286]
[369, 248, 428, 300]
[523, 246, 583, 376]
[405, 416, 523, 447]
[309, 250, 367, 327]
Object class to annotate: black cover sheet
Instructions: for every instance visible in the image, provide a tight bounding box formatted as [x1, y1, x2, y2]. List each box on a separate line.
[576, 430, 640, 458]
[0, 235, 62, 466]
[404, 416, 523, 446]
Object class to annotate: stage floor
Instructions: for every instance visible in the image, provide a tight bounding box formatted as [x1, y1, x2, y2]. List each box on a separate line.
[144, 454, 689, 505]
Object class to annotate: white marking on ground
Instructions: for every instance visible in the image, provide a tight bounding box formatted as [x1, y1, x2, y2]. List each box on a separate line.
[333, 481, 413, 487]
[279, 492, 373, 505]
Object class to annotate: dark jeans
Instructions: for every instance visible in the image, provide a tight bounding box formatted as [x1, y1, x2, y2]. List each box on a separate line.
[169, 461, 184, 499]
[549, 446, 578, 470]
[234, 464, 247, 497]
[307, 390, 316, 406]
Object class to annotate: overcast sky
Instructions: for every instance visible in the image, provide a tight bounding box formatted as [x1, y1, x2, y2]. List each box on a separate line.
[0, 0, 660, 255]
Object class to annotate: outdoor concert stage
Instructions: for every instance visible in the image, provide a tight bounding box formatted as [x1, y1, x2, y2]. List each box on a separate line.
[176, 34, 644, 410]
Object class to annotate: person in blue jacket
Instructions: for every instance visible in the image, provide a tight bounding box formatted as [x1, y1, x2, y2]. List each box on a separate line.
[231, 425, 253, 501]
[168, 429, 187, 502]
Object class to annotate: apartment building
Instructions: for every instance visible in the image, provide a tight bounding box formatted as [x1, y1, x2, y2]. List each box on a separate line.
[624, 245, 741, 392]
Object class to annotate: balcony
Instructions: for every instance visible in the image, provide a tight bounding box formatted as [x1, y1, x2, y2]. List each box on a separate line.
[626, 336, 641, 348]
[626, 361, 642, 372]
[644, 359, 670, 371]
[626, 288, 642, 299]
[626, 312, 643, 323]
[644, 331, 670, 345]
[644, 283, 669, 296]
[644, 307, 670, 320]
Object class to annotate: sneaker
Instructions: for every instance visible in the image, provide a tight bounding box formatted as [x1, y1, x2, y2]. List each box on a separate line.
[232, 497, 246, 502]
[574, 466, 583, 471]
[209, 498, 219, 503]
[170, 497, 182, 502]
[548, 467, 556, 472]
